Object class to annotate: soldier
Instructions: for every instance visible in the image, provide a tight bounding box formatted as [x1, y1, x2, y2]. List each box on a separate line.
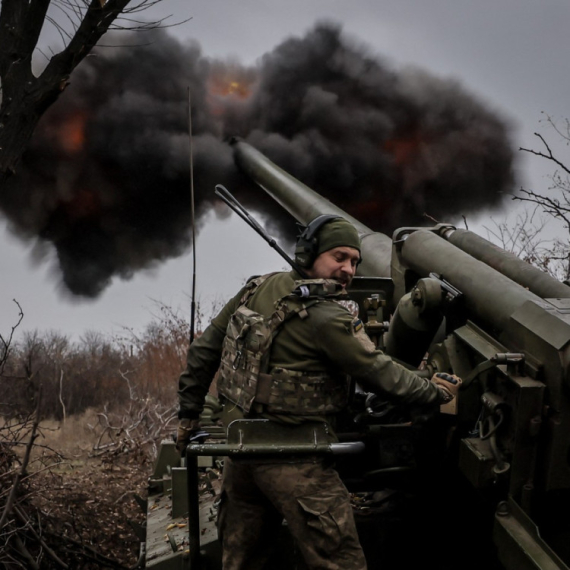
[176, 215, 460, 570]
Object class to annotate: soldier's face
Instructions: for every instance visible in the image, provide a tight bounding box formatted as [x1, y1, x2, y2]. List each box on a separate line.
[307, 246, 360, 287]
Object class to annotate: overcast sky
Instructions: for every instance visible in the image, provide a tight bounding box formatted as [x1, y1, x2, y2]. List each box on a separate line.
[2, 0, 569, 342]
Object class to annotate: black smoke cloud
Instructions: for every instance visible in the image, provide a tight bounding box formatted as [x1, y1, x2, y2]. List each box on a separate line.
[1, 23, 514, 297]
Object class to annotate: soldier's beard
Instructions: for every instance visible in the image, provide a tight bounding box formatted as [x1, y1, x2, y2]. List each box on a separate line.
[335, 274, 353, 288]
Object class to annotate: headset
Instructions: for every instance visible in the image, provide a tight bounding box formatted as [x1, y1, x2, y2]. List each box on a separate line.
[294, 214, 343, 268]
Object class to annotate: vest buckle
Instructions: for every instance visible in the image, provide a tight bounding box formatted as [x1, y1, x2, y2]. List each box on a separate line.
[233, 350, 243, 370]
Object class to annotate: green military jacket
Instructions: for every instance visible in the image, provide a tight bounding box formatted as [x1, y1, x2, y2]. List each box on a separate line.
[178, 270, 444, 423]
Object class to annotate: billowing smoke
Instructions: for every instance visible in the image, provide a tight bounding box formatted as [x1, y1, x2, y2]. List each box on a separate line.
[1, 23, 514, 297]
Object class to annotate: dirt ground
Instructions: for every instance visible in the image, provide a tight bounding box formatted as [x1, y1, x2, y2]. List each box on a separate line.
[1, 413, 157, 569]
[36, 453, 149, 568]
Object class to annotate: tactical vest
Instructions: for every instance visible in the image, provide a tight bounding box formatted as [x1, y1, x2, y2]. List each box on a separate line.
[217, 274, 351, 415]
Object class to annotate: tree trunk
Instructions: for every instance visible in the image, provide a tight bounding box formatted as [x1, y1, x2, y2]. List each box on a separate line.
[0, 0, 133, 190]
[0, 80, 66, 186]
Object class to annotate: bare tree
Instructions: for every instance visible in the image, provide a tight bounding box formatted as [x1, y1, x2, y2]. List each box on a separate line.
[514, 114, 570, 281]
[0, 0, 181, 188]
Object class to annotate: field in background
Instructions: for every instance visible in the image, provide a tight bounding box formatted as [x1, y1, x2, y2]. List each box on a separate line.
[0, 301, 209, 569]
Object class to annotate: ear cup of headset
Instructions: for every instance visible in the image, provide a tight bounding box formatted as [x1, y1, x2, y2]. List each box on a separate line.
[294, 215, 341, 268]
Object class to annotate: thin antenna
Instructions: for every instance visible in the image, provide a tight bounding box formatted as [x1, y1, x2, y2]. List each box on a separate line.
[188, 88, 197, 344]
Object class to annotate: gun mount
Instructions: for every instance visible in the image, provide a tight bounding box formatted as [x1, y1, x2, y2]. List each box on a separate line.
[144, 140, 570, 570]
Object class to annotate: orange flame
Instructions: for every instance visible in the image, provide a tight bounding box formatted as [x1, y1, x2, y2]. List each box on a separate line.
[206, 64, 256, 118]
[58, 112, 88, 154]
[208, 76, 252, 100]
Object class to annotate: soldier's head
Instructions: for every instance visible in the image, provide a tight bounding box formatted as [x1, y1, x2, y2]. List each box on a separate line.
[295, 215, 361, 287]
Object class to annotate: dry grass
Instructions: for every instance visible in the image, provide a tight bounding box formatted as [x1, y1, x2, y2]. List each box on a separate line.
[35, 409, 101, 455]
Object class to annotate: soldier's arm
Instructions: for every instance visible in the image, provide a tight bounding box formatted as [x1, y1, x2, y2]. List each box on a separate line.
[177, 286, 246, 419]
[314, 308, 446, 407]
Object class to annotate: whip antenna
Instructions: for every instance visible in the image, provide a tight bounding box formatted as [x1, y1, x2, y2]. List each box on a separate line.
[214, 184, 309, 278]
[188, 88, 197, 344]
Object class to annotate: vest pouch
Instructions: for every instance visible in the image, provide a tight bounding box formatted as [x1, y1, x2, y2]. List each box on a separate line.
[256, 368, 349, 415]
[217, 306, 274, 413]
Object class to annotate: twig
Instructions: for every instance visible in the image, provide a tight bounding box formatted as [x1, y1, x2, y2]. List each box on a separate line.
[0, 299, 24, 374]
[12, 533, 40, 570]
[46, 531, 131, 569]
[14, 505, 70, 569]
[0, 388, 41, 530]
[515, 189, 570, 229]
[59, 370, 66, 425]
[0, 462, 68, 501]
[520, 132, 570, 176]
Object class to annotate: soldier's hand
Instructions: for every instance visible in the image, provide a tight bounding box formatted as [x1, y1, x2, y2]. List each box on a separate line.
[176, 419, 201, 455]
[431, 372, 462, 402]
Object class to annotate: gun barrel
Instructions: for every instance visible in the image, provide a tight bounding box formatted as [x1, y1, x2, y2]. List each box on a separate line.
[232, 139, 393, 277]
[399, 229, 546, 333]
[444, 228, 570, 300]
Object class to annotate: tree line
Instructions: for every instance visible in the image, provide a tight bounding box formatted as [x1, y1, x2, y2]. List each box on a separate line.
[0, 301, 192, 421]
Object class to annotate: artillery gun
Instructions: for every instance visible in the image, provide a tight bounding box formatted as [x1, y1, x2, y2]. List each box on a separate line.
[144, 140, 570, 570]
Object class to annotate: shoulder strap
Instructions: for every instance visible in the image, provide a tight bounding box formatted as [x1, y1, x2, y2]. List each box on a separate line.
[237, 275, 345, 358]
[269, 297, 319, 331]
[291, 279, 348, 300]
[266, 278, 347, 332]
[238, 272, 279, 306]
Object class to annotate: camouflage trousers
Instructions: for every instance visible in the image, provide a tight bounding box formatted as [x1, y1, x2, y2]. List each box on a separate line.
[217, 458, 367, 570]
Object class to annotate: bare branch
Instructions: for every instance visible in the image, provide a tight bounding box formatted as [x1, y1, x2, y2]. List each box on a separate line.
[0, 387, 41, 531]
[485, 209, 570, 281]
[519, 132, 570, 176]
[13, 505, 70, 569]
[0, 300, 24, 374]
[12, 533, 40, 570]
[515, 188, 570, 229]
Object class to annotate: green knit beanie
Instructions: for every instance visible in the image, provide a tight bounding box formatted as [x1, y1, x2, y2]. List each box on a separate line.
[315, 218, 361, 256]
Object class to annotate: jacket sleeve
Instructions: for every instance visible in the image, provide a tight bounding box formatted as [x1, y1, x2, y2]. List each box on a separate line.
[313, 308, 444, 407]
[177, 286, 247, 419]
